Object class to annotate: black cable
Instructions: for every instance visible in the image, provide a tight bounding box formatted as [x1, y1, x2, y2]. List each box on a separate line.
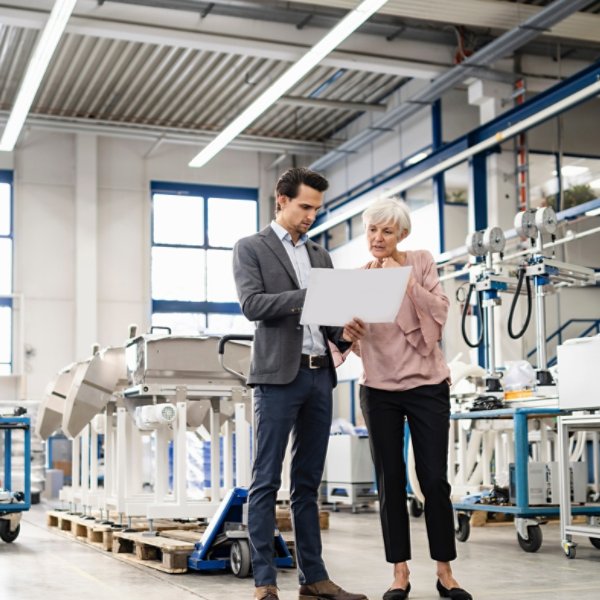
[461, 283, 483, 348]
[507, 267, 532, 339]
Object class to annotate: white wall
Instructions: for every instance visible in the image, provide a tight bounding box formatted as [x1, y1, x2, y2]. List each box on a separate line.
[12, 130, 271, 400]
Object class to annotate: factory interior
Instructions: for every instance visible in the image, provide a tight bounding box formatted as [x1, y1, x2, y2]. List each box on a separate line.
[1, 1, 600, 599]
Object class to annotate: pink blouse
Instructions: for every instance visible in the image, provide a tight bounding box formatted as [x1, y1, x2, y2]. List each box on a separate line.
[353, 249, 450, 392]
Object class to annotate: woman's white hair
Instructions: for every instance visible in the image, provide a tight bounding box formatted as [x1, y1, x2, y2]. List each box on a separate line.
[362, 197, 411, 238]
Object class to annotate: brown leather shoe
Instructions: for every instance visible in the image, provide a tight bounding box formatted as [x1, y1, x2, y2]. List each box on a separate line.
[299, 579, 368, 600]
[255, 584, 279, 600]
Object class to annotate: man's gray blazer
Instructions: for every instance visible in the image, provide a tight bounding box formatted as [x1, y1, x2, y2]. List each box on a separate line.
[233, 225, 349, 386]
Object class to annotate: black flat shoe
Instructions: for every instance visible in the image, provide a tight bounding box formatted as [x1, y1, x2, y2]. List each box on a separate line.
[436, 579, 473, 600]
[382, 583, 411, 600]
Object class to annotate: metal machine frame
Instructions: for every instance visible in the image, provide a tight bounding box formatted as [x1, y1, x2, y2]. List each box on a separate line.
[0, 415, 31, 543]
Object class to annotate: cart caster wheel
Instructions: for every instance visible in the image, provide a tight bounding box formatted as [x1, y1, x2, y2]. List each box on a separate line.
[0, 523, 20, 543]
[590, 537, 600, 550]
[563, 542, 577, 559]
[409, 498, 423, 518]
[230, 539, 251, 578]
[455, 513, 470, 543]
[517, 525, 542, 553]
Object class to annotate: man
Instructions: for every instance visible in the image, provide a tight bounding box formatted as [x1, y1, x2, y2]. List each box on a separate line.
[233, 167, 368, 600]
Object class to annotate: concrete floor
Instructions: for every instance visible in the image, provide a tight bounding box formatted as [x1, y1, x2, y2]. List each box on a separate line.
[2, 502, 600, 600]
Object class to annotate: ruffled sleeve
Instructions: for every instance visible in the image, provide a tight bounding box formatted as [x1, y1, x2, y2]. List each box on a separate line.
[396, 250, 449, 356]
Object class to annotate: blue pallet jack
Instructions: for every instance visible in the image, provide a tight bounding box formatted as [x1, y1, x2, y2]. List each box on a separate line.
[0, 412, 31, 543]
[187, 487, 294, 577]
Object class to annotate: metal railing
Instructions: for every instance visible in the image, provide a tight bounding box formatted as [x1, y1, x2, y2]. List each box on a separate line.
[527, 318, 600, 367]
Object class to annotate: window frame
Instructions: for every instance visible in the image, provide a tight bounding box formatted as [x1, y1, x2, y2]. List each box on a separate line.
[150, 180, 259, 323]
[0, 170, 14, 373]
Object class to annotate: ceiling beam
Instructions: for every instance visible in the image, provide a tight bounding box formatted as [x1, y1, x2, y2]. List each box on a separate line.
[0, 111, 336, 155]
[279, 95, 388, 113]
[295, 0, 600, 45]
[0, 4, 446, 80]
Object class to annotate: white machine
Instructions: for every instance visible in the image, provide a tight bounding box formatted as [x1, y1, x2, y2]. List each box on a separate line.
[325, 434, 376, 512]
[36, 331, 254, 525]
[557, 336, 600, 410]
[509, 461, 588, 504]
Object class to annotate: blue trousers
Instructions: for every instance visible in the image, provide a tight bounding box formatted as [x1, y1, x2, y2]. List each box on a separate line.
[249, 366, 333, 586]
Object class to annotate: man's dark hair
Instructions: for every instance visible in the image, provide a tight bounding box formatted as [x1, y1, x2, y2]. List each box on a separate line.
[275, 167, 329, 200]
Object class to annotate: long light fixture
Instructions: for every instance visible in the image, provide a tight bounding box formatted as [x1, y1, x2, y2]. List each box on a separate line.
[0, 0, 77, 152]
[189, 0, 389, 168]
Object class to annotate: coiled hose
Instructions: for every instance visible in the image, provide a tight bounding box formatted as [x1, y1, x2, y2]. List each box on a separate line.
[461, 283, 483, 348]
[507, 267, 532, 339]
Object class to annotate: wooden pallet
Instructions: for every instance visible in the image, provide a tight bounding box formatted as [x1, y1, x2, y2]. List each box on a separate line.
[112, 531, 197, 573]
[46, 510, 205, 552]
[275, 508, 330, 532]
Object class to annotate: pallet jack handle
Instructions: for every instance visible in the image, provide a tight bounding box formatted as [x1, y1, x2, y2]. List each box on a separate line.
[218, 334, 254, 382]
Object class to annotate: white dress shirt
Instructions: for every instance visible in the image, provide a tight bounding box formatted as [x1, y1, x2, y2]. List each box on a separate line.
[270, 221, 327, 356]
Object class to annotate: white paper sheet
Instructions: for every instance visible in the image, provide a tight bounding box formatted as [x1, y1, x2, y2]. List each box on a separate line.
[300, 266, 412, 326]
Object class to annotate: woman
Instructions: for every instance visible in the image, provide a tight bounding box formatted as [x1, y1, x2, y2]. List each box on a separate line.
[353, 198, 472, 600]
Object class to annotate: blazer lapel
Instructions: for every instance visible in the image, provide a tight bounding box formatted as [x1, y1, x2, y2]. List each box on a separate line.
[306, 240, 326, 268]
[260, 226, 300, 288]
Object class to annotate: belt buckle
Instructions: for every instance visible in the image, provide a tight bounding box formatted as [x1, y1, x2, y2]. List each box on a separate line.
[308, 355, 319, 369]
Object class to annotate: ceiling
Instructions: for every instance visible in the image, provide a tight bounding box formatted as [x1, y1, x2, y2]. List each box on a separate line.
[0, 0, 599, 157]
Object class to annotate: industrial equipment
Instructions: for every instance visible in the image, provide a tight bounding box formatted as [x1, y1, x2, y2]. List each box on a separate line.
[37, 331, 256, 528]
[324, 434, 376, 512]
[462, 225, 508, 392]
[512, 206, 595, 386]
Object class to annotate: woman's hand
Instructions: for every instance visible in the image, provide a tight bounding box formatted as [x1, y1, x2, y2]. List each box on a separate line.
[374, 251, 405, 269]
[342, 317, 366, 342]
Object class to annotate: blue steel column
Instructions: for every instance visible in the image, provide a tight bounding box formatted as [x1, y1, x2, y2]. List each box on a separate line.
[470, 151, 488, 366]
[5, 427, 11, 490]
[470, 152, 488, 231]
[24, 419, 31, 505]
[555, 152, 562, 212]
[514, 411, 530, 510]
[432, 99, 445, 252]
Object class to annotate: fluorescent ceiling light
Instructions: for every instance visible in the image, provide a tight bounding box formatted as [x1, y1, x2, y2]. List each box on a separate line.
[0, 0, 77, 152]
[552, 165, 590, 177]
[189, 0, 389, 168]
[404, 151, 429, 166]
[589, 178, 600, 189]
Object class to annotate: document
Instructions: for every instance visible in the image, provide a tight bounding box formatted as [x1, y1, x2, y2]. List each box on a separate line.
[300, 267, 412, 326]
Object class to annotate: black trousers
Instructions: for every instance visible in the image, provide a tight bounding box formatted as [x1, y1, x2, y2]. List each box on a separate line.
[360, 381, 457, 563]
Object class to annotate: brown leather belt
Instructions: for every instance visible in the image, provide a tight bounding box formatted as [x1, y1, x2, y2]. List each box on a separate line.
[300, 354, 330, 369]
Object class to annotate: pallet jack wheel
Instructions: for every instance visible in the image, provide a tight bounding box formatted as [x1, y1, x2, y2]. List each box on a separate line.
[0, 522, 20, 543]
[230, 539, 251, 578]
[455, 513, 470, 542]
[517, 525, 542, 553]
[590, 537, 600, 550]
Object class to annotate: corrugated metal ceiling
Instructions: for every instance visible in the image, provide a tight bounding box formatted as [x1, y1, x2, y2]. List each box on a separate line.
[0, 0, 598, 149]
[0, 23, 405, 143]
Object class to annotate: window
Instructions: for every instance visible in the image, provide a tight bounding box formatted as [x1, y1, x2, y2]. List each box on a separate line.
[151, 182, 258, 335]
[0, 171, 13, 373]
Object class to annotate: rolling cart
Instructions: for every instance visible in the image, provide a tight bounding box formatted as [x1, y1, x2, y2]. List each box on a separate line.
[0, 414, 31, 543]
[557, 413, 600, 559]
[449, 406, 590, 553]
